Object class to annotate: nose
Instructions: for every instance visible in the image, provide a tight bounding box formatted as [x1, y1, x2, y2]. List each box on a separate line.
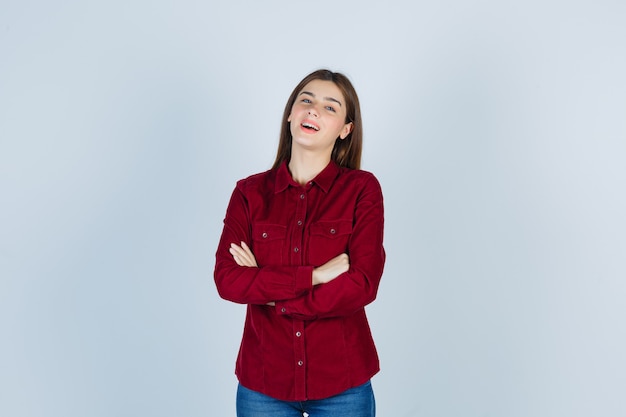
[308, 106, 319, 118]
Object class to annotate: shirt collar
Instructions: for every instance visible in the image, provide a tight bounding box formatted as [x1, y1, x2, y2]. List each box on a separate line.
[275, 160, 340, 194]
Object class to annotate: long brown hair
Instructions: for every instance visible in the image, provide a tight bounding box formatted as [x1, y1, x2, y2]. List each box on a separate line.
[272, 69, 363, 170]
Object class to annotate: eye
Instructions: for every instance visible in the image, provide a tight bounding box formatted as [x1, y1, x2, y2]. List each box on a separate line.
[301, 98, 312, 104]
[325, 106, 336, 112]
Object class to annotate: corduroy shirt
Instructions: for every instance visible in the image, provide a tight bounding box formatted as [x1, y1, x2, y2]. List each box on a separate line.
[214, 161, 385, 401]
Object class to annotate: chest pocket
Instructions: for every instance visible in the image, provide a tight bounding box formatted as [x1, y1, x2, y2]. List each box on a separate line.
[251, 223, 287, 266]
[308, 219, 353, 266]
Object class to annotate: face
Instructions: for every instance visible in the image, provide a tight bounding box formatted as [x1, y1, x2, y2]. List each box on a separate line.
[287, 79, 353, 157]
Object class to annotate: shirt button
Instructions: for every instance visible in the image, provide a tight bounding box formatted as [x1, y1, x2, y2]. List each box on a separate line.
[293, 247, 299, 253]
[297, 360, 303, 366]
[300, 194, 305, 199]
[296, 331, 302, 337]
[281, 307, 286, 313]
[297, 220, 303, 226]
[262, 232, 268, 238]
[330, 228, 336, 234]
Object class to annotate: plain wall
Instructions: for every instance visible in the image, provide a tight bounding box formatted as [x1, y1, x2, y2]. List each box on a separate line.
[1, 1, 625, 416]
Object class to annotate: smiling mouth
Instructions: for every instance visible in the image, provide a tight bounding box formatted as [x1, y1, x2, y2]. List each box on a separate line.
[301, 122, 320, 131]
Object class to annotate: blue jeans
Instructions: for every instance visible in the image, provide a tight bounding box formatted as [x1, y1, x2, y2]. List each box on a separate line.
[236, 381, 376, 417]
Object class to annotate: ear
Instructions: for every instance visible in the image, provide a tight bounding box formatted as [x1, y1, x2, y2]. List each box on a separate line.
[339, 122, 353, 140]
[287, 112, 292, 123]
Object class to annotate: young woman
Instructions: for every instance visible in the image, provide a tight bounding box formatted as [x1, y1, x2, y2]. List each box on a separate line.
[214, 69, 385, 417]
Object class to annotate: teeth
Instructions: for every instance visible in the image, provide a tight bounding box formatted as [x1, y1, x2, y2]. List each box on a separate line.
[302, 122, 319, 131]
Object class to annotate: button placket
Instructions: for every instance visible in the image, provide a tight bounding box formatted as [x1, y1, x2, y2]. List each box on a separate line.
[293, 319, 306, 399]
[290, 188, 307, 265]
[290, 188, 308, 399]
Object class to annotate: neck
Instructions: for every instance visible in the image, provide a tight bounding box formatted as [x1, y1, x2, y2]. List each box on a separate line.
[288, 150, 331, 186]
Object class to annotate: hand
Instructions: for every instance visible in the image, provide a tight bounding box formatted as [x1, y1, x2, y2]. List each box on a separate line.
[229, 241, 258, 267]
[230, 242, 273, 305]
[312, 253, 349, 285]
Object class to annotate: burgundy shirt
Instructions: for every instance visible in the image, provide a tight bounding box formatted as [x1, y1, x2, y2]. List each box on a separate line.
[214, 161, 385, 401]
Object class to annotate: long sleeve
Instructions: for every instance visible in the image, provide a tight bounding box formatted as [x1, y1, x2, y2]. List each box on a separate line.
[214, 162, 384, 402]
[214, 183, 313, 305]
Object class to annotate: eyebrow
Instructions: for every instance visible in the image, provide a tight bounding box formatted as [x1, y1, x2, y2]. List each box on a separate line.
[299, 91, 343, 107]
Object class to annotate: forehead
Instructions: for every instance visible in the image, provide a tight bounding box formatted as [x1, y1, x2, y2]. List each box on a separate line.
[298, 79, 345, 102]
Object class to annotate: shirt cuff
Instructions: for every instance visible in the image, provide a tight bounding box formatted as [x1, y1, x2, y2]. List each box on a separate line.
[294, 265, 313, 296]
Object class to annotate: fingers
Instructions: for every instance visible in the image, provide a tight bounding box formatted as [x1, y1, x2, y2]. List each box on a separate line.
[325, 253, 350, 270]
[229, 242, 258, 267]
[333, 253, 350, 265]
[240, 242, 257, 267]
[313, 253, 350, 285]
[229, 243, 250, 265]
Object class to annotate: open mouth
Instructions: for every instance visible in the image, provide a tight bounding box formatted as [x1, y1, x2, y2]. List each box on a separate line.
[301, 121, 320, 132]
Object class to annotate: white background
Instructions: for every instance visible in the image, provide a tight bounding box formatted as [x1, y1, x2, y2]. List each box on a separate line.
[1, 1, 625, 416]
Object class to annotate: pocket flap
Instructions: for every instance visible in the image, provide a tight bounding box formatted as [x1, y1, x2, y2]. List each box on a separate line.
[310, 219, 352, 238]
[252, 223, 287, 242]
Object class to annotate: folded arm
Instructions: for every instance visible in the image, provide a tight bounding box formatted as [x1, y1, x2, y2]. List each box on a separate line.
[214, 187, 313, 304]
[275, 175, 385, 320]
